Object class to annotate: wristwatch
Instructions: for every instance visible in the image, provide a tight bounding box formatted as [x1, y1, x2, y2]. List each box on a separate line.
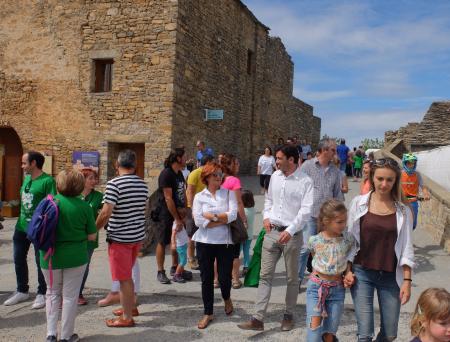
[212, 214, 219, 222]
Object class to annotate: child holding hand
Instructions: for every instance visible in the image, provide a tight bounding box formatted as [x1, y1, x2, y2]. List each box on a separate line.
[171, 222, 189, 283]
[306, 199, 356, 342]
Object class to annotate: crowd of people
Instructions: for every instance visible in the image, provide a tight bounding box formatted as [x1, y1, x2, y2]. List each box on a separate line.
[1, 137, 448, 342]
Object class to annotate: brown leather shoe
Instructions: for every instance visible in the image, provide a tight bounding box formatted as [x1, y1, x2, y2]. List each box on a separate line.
[106, 317, 135, 328]
[98, 292, 120, 307]
[224, 299, 233, 315]
[237, 317, 264, 331]
[197, 315, 214, 329]
[113, 307, 139, 317]
[280, 314, 294, 331]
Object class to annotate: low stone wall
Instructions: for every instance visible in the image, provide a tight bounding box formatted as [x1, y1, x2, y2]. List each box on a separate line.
[377, 149, 450, 253]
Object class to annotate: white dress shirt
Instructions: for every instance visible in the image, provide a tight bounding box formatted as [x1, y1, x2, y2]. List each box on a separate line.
[192, 188, 238, 244]
[263, 167, 314, 236]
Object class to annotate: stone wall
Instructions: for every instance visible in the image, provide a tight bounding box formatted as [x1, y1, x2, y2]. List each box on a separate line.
[385, 101, 450, 151]
[173, 0, 320, 173]
[0, 1, 178, 189]
[1, 0, 321, 188]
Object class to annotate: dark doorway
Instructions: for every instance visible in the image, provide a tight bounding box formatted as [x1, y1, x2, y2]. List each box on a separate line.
[0, 127, 24, 201]
[107, 142, 145, 180]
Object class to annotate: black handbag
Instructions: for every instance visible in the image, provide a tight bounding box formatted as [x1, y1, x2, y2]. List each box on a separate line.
[227, 191, 248, 244]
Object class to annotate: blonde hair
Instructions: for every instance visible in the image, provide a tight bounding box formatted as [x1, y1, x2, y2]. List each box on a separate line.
[318, 199, 347, 232]
[56, 170, 85, 197]
[411, 288, 450, 336]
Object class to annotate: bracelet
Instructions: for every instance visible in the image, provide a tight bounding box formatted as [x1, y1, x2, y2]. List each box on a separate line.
[404, 278, 412, 282]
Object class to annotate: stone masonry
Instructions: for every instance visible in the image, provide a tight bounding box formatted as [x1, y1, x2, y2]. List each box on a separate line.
[385, 101, 450, 152]
[0, 0, 321, 191]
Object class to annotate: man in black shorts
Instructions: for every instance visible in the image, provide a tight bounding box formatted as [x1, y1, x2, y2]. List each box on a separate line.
[155, 148, 187, 284]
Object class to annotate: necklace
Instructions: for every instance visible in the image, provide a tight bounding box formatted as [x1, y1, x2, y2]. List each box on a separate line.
[369, 195, 395, 215]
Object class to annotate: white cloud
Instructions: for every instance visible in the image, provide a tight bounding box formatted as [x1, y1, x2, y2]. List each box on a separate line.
[293, 87, 352, 102]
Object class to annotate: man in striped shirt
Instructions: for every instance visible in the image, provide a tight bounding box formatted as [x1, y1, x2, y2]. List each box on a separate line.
[96, 150, 149, 328]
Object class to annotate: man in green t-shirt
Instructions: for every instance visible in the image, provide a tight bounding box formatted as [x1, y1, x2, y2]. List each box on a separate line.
[3, 151, 56, 309]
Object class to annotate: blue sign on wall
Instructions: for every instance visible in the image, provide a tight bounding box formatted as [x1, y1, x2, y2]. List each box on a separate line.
[204, 109, 224, 121]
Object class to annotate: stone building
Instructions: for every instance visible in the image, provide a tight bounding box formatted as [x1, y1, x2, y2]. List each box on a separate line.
[385, 101, 450, 152]
[0, 0, 321, 203]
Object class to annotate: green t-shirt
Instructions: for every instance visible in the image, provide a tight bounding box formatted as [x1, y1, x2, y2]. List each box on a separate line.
[81, 190, 103, 250]
[40, 194, 97, 269]
[16, 172, 57, 233]
[354, 155, 364, 169]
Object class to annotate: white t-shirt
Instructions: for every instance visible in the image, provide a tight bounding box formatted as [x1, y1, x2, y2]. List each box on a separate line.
[172, 222, 189, 247]
[181, 167, 190, 181]
[258, 155, 276, 175]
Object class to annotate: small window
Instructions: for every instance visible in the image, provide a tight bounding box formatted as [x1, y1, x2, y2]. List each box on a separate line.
[93, 59, 113, 93]
[247, 49, 254, 75]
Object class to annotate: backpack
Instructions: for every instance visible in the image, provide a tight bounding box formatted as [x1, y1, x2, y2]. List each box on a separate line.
[27, 194, 59, 287]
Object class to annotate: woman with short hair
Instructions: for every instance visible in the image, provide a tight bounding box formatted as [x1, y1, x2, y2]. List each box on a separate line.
[192, 162, 238, 329]
[41, 170, 97, 342]
[78, 169, 103, 305]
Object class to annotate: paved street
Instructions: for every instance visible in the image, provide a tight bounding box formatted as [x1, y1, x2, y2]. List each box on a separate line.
[0, 177, 449, 341]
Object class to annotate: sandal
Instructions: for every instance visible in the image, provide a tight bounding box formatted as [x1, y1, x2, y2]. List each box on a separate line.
[106, 316, 135, 328]
[113, 307, 140, 317]
[98, 292, 120, 307]
[224, 299, 233, 315]
[214, 280, 220, 288]
[232, 279, 242, 289]
[197, 315, 214, 329]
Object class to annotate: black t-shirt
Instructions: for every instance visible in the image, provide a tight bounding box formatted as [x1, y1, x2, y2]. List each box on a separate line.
[158, 167, 186, 211]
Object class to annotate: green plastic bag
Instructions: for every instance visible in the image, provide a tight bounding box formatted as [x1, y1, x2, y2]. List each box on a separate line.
[244, 229, 266, 287]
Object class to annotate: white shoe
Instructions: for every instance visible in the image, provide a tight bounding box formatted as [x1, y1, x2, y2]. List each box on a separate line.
[4, 292, 30, 306]
[31, 294, 46, 309]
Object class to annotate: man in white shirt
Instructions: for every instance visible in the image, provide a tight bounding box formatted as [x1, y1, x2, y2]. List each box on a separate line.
[238, 145, 314, 332]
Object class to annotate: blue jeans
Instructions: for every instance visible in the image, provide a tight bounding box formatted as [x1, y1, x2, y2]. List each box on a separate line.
[339, 163, 347, 172]
[13, 229, 47, 295]
[306, 279, 345, 341]
[351, 265, 401, 341]
[79, 247, 95, 296]
[177, 244, 188, 267]
[410, 201, 418, 230]
[240, 239, 252, 268]
[298, 217, 317, 281]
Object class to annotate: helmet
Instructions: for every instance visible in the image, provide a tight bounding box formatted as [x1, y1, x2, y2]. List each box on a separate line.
[402, 153, 417, 174]
[402, 153, 417, 164]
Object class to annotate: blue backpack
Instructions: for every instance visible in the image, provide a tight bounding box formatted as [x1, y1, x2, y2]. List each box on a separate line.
[27, 194, 59, 276]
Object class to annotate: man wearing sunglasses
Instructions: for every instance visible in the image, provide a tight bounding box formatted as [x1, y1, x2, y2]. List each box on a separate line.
[297, 138, 344, 289]
[4, 151, 56, 309]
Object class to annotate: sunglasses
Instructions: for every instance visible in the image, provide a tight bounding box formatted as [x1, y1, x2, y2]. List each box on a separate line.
[373, 158, 399, 168]
[24, 180, 32, 193]
[212, 172, 224, 178]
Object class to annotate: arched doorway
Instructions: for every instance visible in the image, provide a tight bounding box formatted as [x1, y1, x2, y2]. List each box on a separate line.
[0, 127, 23, 201]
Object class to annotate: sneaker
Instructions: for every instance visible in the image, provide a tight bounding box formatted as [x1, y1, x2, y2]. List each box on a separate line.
[182, 270, 193, 281]
[59, 334, 80, 342]
[170, 265, 177, 276]
[188, 258, 200, 270]
[4, 292, 30, 306]
[157, 270, 171, 284]
[172, 273, 186, 283]
[241, 267, 248, 277]
[46, 336, 57, 342]
[32, 294, 46, 309]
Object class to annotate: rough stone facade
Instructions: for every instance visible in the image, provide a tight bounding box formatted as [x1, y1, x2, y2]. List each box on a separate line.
[385, 101, 450, 152]
[0, 0, 320, 196]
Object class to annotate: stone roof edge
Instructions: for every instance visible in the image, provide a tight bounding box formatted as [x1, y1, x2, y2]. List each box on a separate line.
[235, 0, 270, 31]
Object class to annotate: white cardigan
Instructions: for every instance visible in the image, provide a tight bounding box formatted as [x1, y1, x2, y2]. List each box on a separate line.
[347, 192, 415, 288]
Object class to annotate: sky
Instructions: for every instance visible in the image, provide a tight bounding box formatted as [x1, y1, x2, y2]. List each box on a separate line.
[242, 0, 450, 148]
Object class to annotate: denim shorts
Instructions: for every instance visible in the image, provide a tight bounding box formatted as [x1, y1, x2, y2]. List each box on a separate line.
[306, 278, 345, 341]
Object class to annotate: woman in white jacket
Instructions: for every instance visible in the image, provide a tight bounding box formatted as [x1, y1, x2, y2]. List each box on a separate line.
[346, 158, 415, 342]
